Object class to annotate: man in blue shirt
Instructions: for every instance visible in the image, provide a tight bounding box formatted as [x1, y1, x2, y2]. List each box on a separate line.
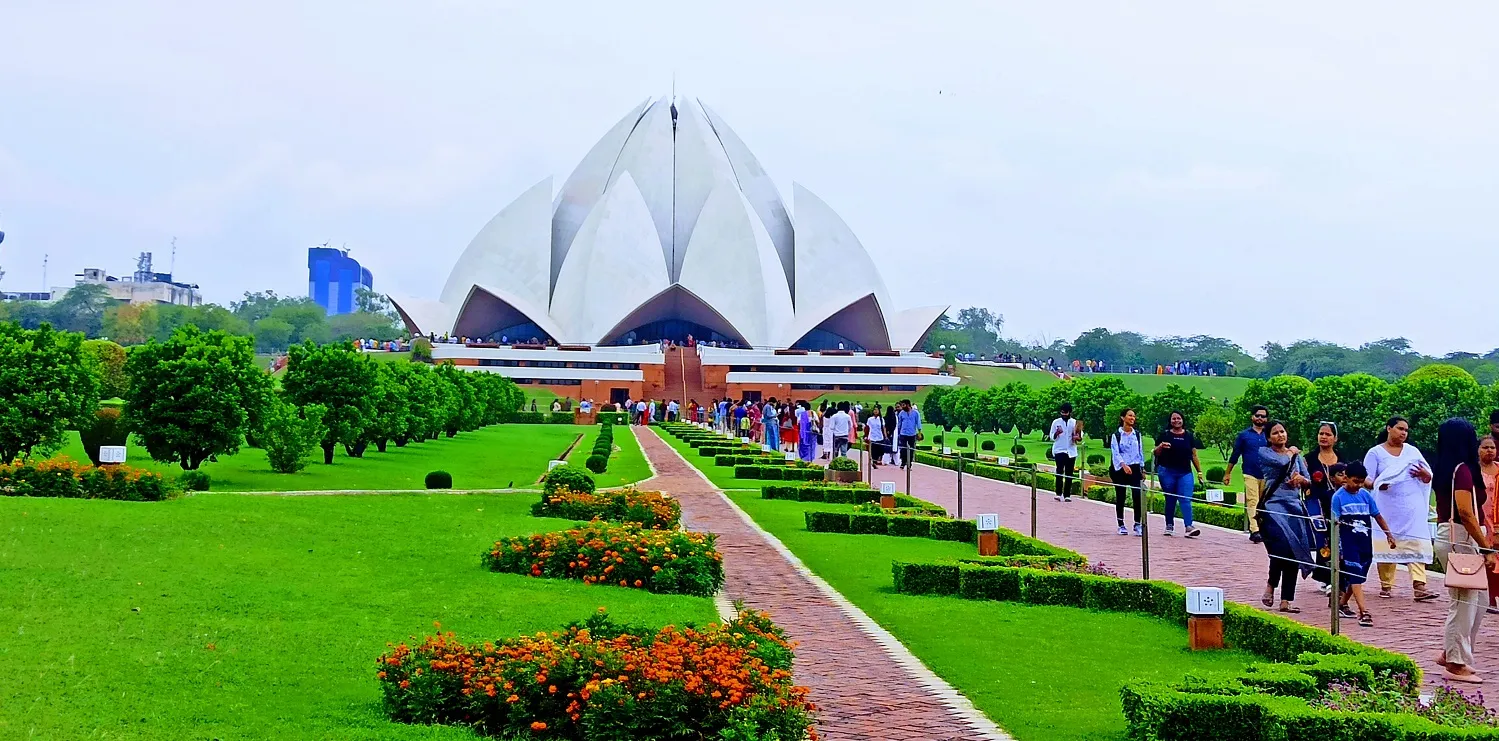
[895, 399, 923, 469]
[1224, 405, 1269, 543]
[762, 398, 780, 452]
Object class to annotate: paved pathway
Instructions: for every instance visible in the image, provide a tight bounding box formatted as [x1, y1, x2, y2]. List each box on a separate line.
[632, 427, 1009, 741]
[856, 450, 1496, 699]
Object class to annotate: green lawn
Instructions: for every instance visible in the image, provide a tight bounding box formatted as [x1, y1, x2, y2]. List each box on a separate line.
[955, 365, 1251, 402]
[0, 492, 718, 740]
[726, 493, 1255, 740]
[566, 425, 654, 488]
[51, 424, 605, 492]
[654, 425, 800, 491]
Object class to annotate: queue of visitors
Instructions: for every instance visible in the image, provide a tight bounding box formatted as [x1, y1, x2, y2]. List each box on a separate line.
[1098, 401, 1499, 683]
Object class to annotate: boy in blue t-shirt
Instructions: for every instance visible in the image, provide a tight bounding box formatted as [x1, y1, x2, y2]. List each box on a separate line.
[1330, 461, 1398, 627]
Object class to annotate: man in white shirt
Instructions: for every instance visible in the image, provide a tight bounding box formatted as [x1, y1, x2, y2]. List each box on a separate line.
[1050, 402, 1082, 502]
[666, 399, 680, 422]
[829, 401, 854, 458]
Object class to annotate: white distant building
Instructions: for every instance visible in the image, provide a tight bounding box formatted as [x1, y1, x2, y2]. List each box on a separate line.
[51, 254, 202, 306]
[389, 95, 955, 404]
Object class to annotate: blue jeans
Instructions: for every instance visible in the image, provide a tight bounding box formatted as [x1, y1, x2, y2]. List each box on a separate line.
[1157, 466, 1195, 529]
[765, 425, 779, 450]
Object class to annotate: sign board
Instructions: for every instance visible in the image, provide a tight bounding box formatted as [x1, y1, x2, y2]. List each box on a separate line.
[996, 456, 1012, 466]
[1186, 586, 1224, 616]
[98, 445, 127, 464]
[975, 513, 1000, 532]
[880, 481, 896, 496]
[785, 451, 797, 461]
[942, 447, 953, 456]
[548, 459, 566, 470]
[762, 444, 773, 453]
[1205, 488, 1225, 503]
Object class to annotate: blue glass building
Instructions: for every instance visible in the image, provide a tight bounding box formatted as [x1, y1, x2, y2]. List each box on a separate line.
[307, 247, 373, 316]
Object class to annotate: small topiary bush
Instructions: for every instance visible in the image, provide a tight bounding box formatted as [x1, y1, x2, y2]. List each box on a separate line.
[425, 470, 453, 489]
[178, 470, 211, 492]
[955, 438, 969, 448]
[1205, 465, 1226, 484]
[1011, 443, 1026, 456]
[541, 463, 595, 495]
[828, 456, 860, 472]
[79, 407, 129, 465]
[980, 440, 996, 451]
[1086, 453, 1105, 465]
[584, 454, 608, 473]
[932, 434, 944, 445]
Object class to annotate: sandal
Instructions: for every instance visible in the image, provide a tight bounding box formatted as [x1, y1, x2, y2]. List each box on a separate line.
[1262, 591, 1274, 608]
[1338, 605, 1357, 619]
[1358, 612, 1373, 627]
[1414, 590, 1440, 602]
[1279, 604, 1301, 614]
[1378, 589, 1394, 599]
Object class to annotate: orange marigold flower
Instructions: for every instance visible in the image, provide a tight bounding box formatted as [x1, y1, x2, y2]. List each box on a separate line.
[530, 721, 547, 731]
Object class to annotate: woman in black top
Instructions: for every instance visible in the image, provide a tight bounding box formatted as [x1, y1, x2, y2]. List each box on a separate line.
[1303, 422, 1346, 592]
[1152, 411, 1203, 538]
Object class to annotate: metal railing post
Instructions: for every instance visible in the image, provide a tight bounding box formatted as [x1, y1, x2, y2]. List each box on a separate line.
[905, 439, 912, 496]
[1029, 465, 1038, 538]
[956, 451, 964, 520]
[1329, 518, 1341, 636]
[1140, 478, 1151, 580]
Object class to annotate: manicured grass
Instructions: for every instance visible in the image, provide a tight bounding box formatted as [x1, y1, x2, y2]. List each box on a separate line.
[50, 424, 590, 491]
[0, 492, 718, 739]
[653, 426, 802, 491]
[726, 492, 1255, 740]
[955, 365, 1251, 402]
[566, 425, 654, 488]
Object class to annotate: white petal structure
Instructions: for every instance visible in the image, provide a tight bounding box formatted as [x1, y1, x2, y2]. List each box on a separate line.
[391, 95, 946, 351]
[548, 172, 670, 344]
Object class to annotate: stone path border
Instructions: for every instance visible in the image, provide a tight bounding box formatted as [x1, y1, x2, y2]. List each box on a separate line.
[635, 426, 1012, 741]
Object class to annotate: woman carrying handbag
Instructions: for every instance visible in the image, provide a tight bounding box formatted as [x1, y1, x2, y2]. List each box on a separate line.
[1432, 418, 1497, 684]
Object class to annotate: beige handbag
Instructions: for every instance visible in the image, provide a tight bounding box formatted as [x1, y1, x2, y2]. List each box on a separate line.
[1444, 463, 1489, 590]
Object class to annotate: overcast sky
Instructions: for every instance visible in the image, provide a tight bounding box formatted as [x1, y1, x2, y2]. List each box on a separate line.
[2, 2, 1495, 355]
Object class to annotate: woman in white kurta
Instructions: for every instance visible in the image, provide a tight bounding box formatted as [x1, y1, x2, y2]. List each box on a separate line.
[1365, 416, 1438, 602]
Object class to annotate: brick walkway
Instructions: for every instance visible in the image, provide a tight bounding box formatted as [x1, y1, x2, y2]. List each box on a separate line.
[632, 427, 1009, 741]
[857, 450, 1496, 699]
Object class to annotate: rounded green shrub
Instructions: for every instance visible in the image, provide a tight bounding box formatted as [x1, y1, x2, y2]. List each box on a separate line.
[79, 407, 129, 465]
[1087, 453, 1105, 465]
[178, 470, 211, 492]
[542, 464, 595, 495]
[955, 438, 969, 449]
[828, 456, 860, 472]
[425, 470, 453, 489]
[584, 454, 608, 474]
[1011, 444, 1026, 456]
[980, 440, 996, 451]
[1205, 466, 1226, 484]
[932, 434, 943, 445]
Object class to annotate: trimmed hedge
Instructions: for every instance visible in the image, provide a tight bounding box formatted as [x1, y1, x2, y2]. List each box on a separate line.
[734, 465, 824, 481]
[807, 510, 977, 543]
[425, 470, 453, 489]
[890, 561, 1421, 682]
[760, 484, 947, 514]
[1083, 484, 1244, 529]
[1119, 651, 1477, 739]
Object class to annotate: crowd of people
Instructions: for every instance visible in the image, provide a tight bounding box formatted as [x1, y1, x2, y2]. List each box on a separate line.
[1076, 401, 1499, 684]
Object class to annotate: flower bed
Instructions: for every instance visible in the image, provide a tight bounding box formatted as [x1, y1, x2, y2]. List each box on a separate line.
[377, 608, 816, 740]
[483, 521, 724, 596]
[0, 458, 171, 501]
[531, 487, 681, 529]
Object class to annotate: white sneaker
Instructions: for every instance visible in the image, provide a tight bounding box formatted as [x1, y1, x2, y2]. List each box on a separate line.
[1163, 528, 1175, 537]
[1117, 526, 1128, 535]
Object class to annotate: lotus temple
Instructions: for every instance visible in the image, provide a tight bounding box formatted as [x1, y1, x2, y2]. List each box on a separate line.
[390, 96, 957, 403]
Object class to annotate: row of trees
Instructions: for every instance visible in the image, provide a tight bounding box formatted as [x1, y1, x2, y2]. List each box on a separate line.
[0, 285, 404, 352]
[921, 307, 1499, 383]
[0, 319, 523, 473]
[924, 364, 1499, 458]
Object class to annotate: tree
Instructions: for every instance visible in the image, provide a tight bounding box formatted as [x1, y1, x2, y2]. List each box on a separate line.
[922, 386, 952, 430]
[1302, 373, 1389, 456]
[355, 286, 397, 317]
[81, 339, 130, 399]
[259, 397, 327, 473]
[989, 382, 1036, 439]
[281, 340, 377, 463]
[252, 317, 295, 353]
[0, 323, 100, 463]
[1061, 376, 1130, 441]
[102, 303, 159, 345]
[1379, 372, 1488, 454]
[1141, 384, 1210, 434]
[1194, 406, 1237, 458]
[124, 326, 270, 470]
[327, 311, 402, 342]
[435, 363, 482, 436]
[49, 284, 113, 336]
[1235, 375, 1314, 445]
[365, 363, 412, 453]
